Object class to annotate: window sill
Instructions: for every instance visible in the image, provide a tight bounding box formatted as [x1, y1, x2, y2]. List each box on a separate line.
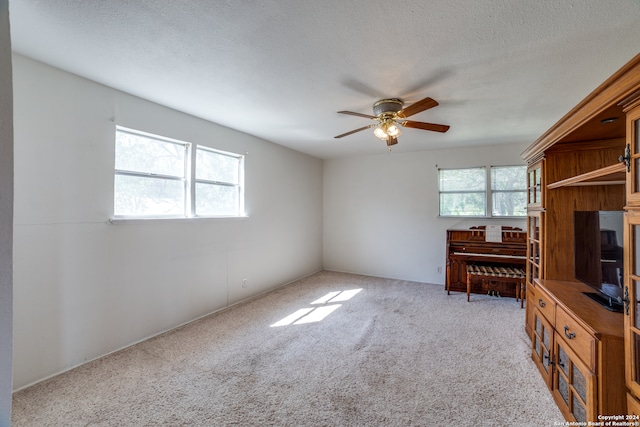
[108, 215, 249, 225]
[437, 215, 527, 219]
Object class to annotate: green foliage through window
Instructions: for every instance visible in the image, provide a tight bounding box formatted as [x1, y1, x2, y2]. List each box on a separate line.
[195, 147, 243, 216]
[491, 166, 527, 217]
[439, 168, 486, 216]
[114, 127, 244, 218]
[438, 165, 526, 217]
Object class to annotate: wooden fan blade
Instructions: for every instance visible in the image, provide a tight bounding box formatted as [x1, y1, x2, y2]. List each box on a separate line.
[338, 110, 377, 119]
[334, 124, 376, 139]
[401, 120, 450, 133]
[386, 136, 398, 147]
[397, 97, 438, 118]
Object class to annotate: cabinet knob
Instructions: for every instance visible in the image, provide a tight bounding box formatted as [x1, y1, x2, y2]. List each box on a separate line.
[538, 298, 546, 308]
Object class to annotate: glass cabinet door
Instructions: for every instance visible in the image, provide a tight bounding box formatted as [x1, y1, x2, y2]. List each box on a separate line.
[527, 160, 544, 208]
[526, 212, 543, 338]
[527, 213, 542, 281]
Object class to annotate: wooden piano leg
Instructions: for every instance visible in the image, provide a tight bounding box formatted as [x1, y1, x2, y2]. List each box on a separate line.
[467, 274, 472, 302]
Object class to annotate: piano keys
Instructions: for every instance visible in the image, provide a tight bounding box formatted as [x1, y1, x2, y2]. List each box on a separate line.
[446, 226, 527, 298]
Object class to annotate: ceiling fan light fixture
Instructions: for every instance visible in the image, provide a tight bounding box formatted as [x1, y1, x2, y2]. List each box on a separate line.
[374, 121, 401, 139]
[386, 123, 401, 137]
[374, 126, 388, 139]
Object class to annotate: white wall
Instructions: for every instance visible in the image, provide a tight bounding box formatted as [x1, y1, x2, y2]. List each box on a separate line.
[11, 52, 532, 394]
[323, 144, 527, 284]
[12, 55, 323, 390]
[0, 1, 12, 424]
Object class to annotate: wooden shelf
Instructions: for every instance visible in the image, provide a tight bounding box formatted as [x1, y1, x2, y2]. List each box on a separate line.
[547, 162, 626, 189]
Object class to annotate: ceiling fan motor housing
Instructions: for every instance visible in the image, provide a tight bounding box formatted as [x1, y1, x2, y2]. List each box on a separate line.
[373, 98, 403, 117]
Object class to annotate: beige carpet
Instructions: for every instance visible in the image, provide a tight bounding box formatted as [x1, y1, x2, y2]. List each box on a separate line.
[12, 271, 563, 426]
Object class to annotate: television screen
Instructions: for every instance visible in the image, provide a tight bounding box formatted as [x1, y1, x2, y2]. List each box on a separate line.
[574, 211, 624, 309]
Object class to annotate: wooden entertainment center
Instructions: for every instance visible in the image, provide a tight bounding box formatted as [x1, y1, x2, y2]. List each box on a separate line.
[522, 53, 640, 423]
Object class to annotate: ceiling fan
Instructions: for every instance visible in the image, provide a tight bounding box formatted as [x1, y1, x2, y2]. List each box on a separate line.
[334, 97, 450, 148]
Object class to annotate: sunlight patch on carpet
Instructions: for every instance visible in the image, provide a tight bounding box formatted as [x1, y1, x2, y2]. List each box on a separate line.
[271, 288, 362, 327]
[270, 308, 315, 327]
[324, 288, 362, 302]
[310, 291, 341, 304]
[293, 304, 341, 324]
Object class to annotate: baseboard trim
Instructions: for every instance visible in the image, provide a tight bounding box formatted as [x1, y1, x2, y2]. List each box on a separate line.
[12, 268, 324, 393]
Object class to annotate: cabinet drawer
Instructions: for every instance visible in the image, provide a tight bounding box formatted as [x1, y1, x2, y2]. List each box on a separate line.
[555, 306, 596, 371]
[534, 285, 556, 324]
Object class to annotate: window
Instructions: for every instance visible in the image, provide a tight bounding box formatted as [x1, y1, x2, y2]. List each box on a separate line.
[439, 167, 487, 216]
[114, 128, 189, 217]
[491, 166, 526, 217]
[195, 147, 244, 216]
[114, 127, 244, 218]
[438, 165, 526, 217]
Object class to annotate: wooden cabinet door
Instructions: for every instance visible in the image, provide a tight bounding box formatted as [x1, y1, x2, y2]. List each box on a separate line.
[553, 335, 597, 423]
[626, 105, 640, 206]
[532, 307, 554, 389]
[628, 392, 640, 417]
[525, 285, 536, 339]
[627, 392, 640, 427]
[625, 210, 640, 399]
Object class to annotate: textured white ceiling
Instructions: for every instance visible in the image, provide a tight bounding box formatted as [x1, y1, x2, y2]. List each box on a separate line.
[8, 1, 640, 159]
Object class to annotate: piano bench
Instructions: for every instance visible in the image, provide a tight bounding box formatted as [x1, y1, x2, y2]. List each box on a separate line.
[465, 265, 526, 307]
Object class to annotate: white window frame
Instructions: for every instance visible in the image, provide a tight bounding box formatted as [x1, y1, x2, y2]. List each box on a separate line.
[113, 126, 245, 220]
[438, 165, 526, 218]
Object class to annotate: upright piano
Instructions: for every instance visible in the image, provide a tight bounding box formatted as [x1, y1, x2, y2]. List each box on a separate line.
[446, 226, 527, 298]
